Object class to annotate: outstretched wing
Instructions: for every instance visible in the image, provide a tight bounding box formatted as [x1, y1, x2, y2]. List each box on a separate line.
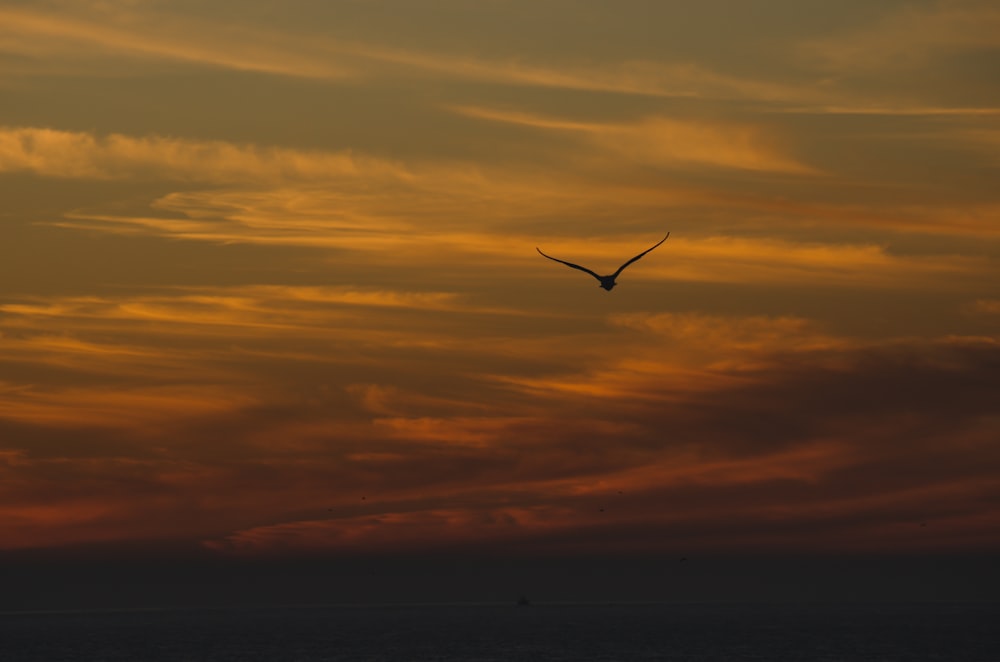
[536, 247, 603, 282]
[610, 232, 670, 279]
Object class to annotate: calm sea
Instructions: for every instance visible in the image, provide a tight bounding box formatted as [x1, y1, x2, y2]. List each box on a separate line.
[2, 602, 998, 661]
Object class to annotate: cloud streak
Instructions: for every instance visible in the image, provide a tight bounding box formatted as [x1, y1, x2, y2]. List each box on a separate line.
[803, 1, 1000, 72]
[0, 5, 356, 78]
[0, 126, 400, 182]
[450, 106, 819, 174]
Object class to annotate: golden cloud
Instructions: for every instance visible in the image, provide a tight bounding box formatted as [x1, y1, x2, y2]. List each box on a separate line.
[0, 383, 257, 429]
[450, 106, 819, 174]
[0, 6, 355, 78]
[0, 126, 399, 182]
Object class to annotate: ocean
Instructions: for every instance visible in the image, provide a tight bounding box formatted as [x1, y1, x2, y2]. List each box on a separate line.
[2, 602, 998, 661]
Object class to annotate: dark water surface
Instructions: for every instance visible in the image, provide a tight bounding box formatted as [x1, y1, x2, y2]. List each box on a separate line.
[2, 602, 998, 661]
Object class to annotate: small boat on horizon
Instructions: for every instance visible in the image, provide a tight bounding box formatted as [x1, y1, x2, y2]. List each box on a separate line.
[516, 595, 531, 607]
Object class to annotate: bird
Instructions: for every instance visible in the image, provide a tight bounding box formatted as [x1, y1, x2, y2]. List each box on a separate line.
[536, 233, 669, 291]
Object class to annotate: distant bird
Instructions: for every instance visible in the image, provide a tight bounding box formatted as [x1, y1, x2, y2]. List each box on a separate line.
[536, 233, 669, 291]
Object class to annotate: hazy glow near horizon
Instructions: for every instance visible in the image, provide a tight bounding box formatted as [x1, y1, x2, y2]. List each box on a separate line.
[1, 0, 998, 558]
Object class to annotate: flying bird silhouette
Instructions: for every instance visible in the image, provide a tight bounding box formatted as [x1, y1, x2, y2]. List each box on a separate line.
[536, 233, 669, 291]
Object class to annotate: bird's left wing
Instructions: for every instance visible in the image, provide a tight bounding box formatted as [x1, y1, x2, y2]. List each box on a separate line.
[536, 247, 603, 282]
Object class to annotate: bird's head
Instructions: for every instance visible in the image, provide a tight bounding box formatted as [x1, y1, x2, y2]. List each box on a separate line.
[599, 277, 617, 291]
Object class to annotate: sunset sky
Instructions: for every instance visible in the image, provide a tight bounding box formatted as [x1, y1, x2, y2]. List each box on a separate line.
[2, 0, 999, 607]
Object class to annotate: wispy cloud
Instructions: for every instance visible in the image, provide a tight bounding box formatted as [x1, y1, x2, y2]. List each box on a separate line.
[0, 383, 257, 430]
[450, 106, 819, 174]
[341, 42, 831, 103]
[0, 5, 355, 78]
[0, 5, 836, 105]
[0, 126, 400, 182]
[967, 299, 1000, 315]
[802, 1, 1000, 71]
[778, 105, 1000, 116]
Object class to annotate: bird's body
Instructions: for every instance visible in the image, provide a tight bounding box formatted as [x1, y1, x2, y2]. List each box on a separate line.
[536, 233, 669, 290]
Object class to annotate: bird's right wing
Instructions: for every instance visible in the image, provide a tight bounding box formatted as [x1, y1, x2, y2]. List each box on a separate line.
[536, 247, 603, 282]
[610, 232, 670, 279]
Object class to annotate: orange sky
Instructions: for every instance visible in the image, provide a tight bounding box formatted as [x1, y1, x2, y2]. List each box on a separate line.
[1, 0, 999, 570]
